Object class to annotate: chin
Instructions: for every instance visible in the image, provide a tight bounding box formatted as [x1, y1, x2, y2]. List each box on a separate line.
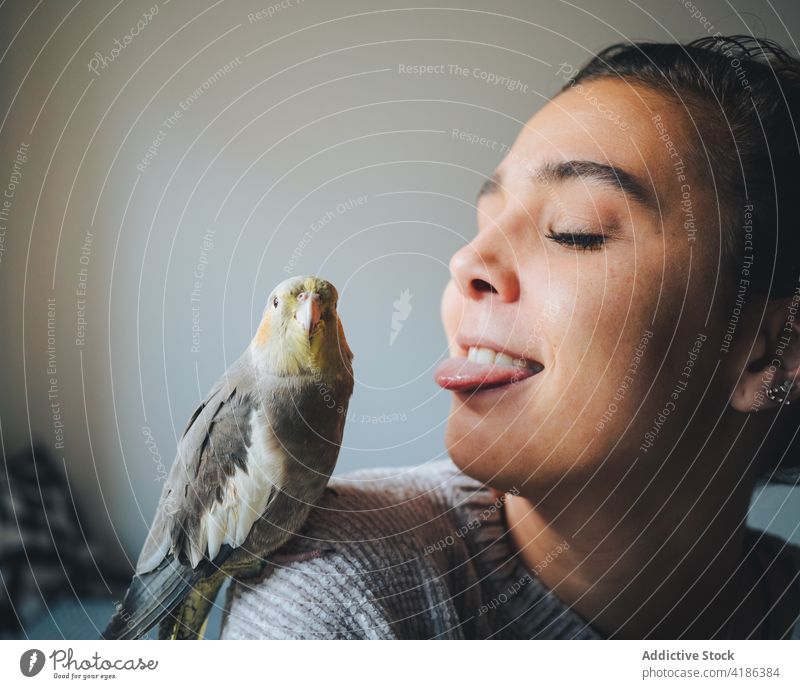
[444, 403, 595, 496]
[444, 408, 529, 493]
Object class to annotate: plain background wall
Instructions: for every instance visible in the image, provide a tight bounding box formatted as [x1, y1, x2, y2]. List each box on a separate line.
[1, 0, 798, 566]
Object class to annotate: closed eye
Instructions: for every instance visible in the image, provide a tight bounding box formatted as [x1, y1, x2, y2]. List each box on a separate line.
[545, 229, 607, 251]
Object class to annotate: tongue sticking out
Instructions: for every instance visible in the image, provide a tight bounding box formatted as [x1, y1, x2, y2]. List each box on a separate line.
[434, 356, 542, 392]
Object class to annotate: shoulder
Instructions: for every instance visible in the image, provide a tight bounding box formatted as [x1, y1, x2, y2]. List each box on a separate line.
[287, 458, 489, 544]
[259, 458, 492, 557]
[220, 460, 494, 639]
[744, 526, 800, 639]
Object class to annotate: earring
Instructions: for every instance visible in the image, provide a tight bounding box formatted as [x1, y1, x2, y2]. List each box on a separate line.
[767, 379, 795, 405]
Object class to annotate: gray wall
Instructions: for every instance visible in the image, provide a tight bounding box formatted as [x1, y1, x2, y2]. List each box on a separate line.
[1, 0, 798, 563]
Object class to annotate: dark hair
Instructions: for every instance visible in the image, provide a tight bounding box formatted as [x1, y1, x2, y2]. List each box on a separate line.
[564, 35, 800, 485]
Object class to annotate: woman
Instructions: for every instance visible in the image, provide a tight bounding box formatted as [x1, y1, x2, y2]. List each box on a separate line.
[221, 35, 800, 639]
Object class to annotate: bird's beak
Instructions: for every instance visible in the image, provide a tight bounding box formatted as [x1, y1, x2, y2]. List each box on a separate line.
[295, 291, 321, 338]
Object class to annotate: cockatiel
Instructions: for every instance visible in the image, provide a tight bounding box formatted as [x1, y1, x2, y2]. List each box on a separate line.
[103, 275, 354, 640]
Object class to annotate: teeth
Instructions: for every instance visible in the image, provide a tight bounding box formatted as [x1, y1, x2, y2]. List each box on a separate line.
[473, 347, 496, 364]
[494, 353, 514, 367]
[466, 346, 538, 370]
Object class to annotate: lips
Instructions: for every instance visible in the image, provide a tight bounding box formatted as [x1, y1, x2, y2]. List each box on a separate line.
[434, 345, 544, 393]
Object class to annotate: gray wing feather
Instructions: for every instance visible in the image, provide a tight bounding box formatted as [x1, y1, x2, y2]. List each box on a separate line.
[135, 353, 270, 574]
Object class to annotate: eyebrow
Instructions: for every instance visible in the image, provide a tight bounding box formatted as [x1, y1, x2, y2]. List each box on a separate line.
[478, 159, 657, 212]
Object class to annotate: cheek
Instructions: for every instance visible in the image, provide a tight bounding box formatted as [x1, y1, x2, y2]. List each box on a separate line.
[530, 265, 630, 366]
[533, 256, 645, 415]
[557, 254, 672, 408]
[255, 312, 273, 346]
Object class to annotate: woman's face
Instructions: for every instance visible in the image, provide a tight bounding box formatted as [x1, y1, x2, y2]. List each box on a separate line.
[438, 77, 741, 495]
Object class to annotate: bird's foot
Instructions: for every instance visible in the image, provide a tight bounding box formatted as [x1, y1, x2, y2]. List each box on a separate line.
[159, 570, 227, 640]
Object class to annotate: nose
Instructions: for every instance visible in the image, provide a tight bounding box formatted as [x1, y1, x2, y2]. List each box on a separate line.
[448, 228, 520, 303]
[295, 291, 321, 336]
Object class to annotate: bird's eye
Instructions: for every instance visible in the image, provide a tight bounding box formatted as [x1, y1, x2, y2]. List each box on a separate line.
[273, 297, 279, 309]
[334, 300, 338, 311]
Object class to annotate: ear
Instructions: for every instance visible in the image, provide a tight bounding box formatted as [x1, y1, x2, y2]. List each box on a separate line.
[730, 295, 800, 412]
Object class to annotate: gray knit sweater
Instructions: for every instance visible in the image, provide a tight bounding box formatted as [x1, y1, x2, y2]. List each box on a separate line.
[220, 460, 800, 639]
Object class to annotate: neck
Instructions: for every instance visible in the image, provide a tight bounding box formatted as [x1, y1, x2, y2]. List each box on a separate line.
[503, 412, 766, 639]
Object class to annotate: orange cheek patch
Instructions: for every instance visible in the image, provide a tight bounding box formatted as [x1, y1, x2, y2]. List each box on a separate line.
[255, 316, 272, 346]
[337, 318, 350, 346]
